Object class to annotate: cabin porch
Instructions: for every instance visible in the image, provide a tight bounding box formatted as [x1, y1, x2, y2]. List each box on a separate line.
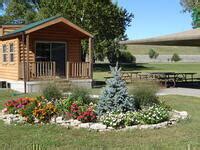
[19, 61, 92, 81]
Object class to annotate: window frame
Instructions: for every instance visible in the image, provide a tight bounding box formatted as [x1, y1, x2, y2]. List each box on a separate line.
[9, 43, 14, 63]
[2, 44, 7, 63]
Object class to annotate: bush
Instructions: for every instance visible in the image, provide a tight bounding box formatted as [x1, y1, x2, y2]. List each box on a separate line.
[33, 102, 57, 123]
[124, 111, 140, 126]
[97, 64, 136, 116]
[100, 112, 126, 128]
[77, 107, 97, 123]
[148, 49, 159, 59]
[42, 83, 62, 100]
[20, 99, 38, 123]
[130, 81, 160, 109]
[70, 87, 92, 105]
[138, 105, 169, 124]
[100, 111, 140, 128]
[118, 51, 136, 63]
[171, 53, 181, 62]
[4, 98, 33, 114]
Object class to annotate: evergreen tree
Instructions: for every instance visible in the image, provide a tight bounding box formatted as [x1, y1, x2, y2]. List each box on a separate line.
[97, 63, 136, 116]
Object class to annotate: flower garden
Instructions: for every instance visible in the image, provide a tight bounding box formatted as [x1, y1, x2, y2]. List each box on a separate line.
[0, 64, 188, 131]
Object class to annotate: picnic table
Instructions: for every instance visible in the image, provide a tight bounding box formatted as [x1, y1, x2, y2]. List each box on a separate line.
[104, 71, 198, 87]
[121, 71, 141, 82]
[105, 71, 141, 82]
[149, 72, 197, 87]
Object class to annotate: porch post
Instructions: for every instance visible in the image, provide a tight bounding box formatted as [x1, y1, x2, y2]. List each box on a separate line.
[26, 34, 30, 81]
[88, 37, 94, 79]
[22, 32, 27, 93]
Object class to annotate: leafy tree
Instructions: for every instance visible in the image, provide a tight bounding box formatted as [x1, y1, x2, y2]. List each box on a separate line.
[118, 51, 136, 63]
[0, 0, 133, 62]
[97, 63, 136, 116]
[171, 53, 181, 62]
[180, 0, 200, 28]
[148, 49, 159, 59]
[180, 0, 198, 12]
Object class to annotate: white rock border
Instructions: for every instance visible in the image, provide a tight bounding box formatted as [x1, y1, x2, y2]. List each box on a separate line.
[0, 110, 189, 132]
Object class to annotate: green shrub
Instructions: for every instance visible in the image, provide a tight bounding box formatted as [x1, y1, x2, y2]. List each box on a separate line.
[130, 81, 160, 109]
[171, 53, 181, 62]
[42, 83, 62, 100]
[124, 111, 140, 126]
[70, 87, 92, 105]
[20, 99, 38, 123]
[118, 51, 136, 63]
[100, 112, 126, 128]
[100, 111, 140, 128]
[138, 105, 169, 124]
[148, 49, 159, 59]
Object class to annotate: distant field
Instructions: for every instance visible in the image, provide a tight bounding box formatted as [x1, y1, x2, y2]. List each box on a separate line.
[127, 45, 200, 55]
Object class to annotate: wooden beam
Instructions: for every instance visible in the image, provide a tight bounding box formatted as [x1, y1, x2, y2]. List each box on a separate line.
[26, 34, 30, 81]
[88, 37, 94, 79]
[22, 33, 27, 93]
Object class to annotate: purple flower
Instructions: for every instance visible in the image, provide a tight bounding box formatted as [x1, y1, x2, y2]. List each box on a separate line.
[16, 104, 24, 109]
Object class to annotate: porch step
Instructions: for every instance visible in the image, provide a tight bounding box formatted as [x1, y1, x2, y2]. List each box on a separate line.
[54, 79, 72, 92]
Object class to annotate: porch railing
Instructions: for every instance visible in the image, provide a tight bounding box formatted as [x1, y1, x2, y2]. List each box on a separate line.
[20, 61, 56, 80]
[20, 61, 92, 81]
[66, 62, 91, 79]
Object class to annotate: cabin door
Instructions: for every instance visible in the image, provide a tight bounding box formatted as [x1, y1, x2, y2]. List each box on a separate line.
[36, 42, 66, 77]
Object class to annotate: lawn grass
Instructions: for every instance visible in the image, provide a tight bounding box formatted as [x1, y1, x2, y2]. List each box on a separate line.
[0, 91, 200, 149]
[94, 63, 200, 81]
[127, 44, 200, 55]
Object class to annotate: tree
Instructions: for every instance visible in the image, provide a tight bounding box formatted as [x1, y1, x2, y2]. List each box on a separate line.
[171, 53, 181, 62]
[180, 0, 200, 28]
[0, 0, 133, 62]
[148, 49, 159, 59]
[180, 0, 198, 12]
[97, 63, 136, 116]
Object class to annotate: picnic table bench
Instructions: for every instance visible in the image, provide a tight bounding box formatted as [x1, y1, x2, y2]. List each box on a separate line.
[149, 72, 197, 87]
[105, 71, 199, 87]
[105, 71, 141, 82]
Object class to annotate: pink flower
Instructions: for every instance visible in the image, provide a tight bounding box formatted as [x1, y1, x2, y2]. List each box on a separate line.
[2, 108, 8, 113]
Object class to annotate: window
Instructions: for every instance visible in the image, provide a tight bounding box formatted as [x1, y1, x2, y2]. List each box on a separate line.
[9, 43, 14, 62]
[2, 44, 7, 62]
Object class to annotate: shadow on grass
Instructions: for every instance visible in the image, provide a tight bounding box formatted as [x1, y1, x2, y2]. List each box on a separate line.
[94, 63, 156, 72]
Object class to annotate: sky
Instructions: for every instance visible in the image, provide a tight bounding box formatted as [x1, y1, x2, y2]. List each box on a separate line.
[115, 0, 193, 40]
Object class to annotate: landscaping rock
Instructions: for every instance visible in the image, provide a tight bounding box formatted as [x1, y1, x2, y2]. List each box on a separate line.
[121, 125, 138, 131]
[56, 117, 65, 124]
[4, 118, 12, 124]
[70, 120, 81, 127]
[179, 111, 188, 120]
[79, 123, 91, 129]
[90, 123, 107, 131]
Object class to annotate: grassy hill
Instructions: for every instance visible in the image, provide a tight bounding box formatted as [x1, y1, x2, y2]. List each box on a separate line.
[127, 45, 200, 55]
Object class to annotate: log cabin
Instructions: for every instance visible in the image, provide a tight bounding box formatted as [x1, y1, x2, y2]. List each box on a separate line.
[0, 16, 94, 93]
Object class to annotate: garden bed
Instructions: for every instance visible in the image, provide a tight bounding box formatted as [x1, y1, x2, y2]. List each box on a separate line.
[0, 64, 190, 132]
[0, 109, 188, 132]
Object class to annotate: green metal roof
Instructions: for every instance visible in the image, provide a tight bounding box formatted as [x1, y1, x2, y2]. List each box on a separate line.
[5, 15, 61, 36]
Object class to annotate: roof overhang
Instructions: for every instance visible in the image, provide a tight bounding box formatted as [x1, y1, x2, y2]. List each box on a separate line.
[25, 17, 93, 38]
[120, 28, 200, 46]
[0, 17, 93, 40]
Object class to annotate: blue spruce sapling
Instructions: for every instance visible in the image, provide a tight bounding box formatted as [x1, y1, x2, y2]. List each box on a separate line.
[97, 63, 136, 116]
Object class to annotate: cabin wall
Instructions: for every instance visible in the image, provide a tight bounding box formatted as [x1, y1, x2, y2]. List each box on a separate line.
[0, 25, 25, 36]
[19, 24, 83, 63]
[0, 38, 19, 80]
